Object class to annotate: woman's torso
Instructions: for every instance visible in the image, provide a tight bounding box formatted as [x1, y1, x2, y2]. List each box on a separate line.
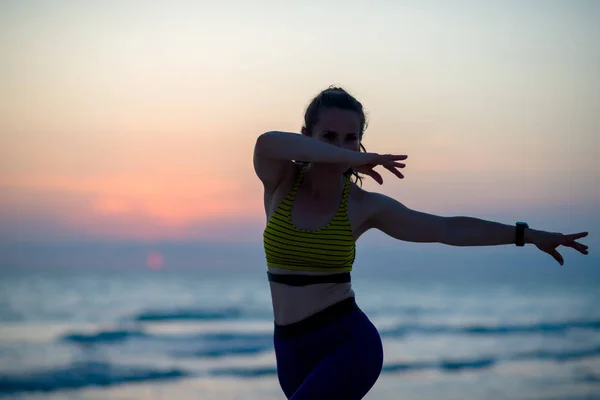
[263, 163, 372, 325]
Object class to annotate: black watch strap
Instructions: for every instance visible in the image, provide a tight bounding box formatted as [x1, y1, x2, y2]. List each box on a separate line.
[515, 222, 528, 247]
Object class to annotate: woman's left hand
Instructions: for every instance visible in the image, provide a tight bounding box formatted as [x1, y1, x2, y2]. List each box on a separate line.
[354, 164, 385, 184]
[528, 230, 589, 265]
[353, 158, 406, 185]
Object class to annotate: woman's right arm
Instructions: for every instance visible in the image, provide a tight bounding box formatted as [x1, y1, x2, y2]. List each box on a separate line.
[253, 131, 407, 189]
[253, 131, 367, 190]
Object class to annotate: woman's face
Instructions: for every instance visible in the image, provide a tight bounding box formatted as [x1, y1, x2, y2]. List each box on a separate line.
[311, 108, 361, 153]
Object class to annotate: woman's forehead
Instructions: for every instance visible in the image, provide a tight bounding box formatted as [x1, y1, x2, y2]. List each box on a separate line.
[314, 108, 361, 133]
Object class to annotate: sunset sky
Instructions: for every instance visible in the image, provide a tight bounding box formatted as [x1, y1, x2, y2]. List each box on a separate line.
[1, 0, 598, 249]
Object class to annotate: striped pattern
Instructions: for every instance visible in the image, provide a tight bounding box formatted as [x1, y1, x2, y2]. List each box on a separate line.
[263, 164, 356, 273]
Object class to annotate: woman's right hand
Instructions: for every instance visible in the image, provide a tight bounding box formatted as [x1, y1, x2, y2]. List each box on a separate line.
[351, 153, 408, 185]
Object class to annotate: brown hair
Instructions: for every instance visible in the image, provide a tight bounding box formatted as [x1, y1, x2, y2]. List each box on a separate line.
[302, 85, 368, 186]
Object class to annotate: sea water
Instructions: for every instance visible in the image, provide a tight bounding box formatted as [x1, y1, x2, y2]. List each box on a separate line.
[1, 244, 599, 400]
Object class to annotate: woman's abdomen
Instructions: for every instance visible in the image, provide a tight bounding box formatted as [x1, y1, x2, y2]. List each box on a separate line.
[268, 279, 355, 325]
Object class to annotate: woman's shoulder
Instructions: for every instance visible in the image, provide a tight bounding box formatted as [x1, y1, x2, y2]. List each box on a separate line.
[348, 184, 410, 234]
[349, 183, 397, 212]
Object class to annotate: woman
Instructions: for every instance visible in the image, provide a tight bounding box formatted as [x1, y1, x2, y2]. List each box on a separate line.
[252, 86, 589, 399]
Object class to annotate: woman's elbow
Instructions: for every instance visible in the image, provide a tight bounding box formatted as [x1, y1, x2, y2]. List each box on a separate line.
[255, 131, 275, 156]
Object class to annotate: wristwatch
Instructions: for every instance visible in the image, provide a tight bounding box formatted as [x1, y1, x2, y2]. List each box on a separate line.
[515, 222, 529, 247]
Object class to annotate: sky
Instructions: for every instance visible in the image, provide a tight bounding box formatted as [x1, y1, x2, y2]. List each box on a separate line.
[1, 1, 599, 261]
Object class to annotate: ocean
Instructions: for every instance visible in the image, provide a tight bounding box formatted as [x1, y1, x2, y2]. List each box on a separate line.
[0, 243, 599, 400]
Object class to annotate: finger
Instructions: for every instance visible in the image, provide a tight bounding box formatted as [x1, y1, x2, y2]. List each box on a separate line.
[569, 240, 588, 249]
[380, 155, 407, 162]
[385, 165, 404, 179]
[366, 170, 383, 185]
[359, 167, 383, 184]
[565, 232, 588, 241]
[567, 241, 589, 254]
[549, 249, 564, 266]
[382, 160, 403, 169]
[565, 237, 588, 246]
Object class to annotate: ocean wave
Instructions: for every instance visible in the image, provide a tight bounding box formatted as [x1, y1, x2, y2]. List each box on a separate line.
[132, 307, 243, 322]
[194, 332, 273, 341]
[207, 355, 497, 379]
[456, 320, 600, 335]
[574, 371, 600, 383]
[366, 305, 446, 317]
[186, 344, 272, 358]
[5, 344, 598, 394]
[209, 366, 278, 378]
[383, 357, 497, 373]
[61, 329, 148, 345]
[125, 304, 600, 337]
[171, 332, 274, 358]
[61, 329, 273, 346]
[380, 361, 430, 373]
[59, 320, 600, 363]
[0, 361, 188, 394]
[439, 357, 497, 371]
[381, 318, 600, 338]
[61, 327, 275, 358]
[207, 344, 600, 379]
[512, 345, 600, 362]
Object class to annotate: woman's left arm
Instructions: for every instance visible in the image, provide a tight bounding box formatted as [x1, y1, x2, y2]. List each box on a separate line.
[365, 192, 589, 265]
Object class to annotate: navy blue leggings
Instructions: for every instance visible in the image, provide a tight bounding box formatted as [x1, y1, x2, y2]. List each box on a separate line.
[273, 301, 384, 399]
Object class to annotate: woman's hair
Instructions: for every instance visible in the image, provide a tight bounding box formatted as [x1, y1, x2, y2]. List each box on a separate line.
[302, 85, 369, 186]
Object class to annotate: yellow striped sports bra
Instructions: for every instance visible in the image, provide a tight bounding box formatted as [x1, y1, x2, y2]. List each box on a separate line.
[263, 164, 356, 273]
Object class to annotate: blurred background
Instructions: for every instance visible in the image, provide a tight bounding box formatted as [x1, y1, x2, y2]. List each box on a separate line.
[1, 1, 598, 399]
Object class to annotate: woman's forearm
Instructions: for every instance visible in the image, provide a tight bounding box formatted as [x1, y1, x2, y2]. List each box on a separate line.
[255, 131, 366, 165]
[443, 217, 521, 246]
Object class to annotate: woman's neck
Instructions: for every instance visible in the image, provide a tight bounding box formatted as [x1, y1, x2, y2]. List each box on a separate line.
[302, 163, 346, 200]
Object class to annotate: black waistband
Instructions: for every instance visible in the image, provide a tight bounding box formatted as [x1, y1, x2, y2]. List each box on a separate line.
[274, 297, 360, 339]
[267, 271, 351, 286]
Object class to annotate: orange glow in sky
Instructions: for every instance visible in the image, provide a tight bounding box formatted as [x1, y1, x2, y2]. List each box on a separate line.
[1, 2, 598, 243]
